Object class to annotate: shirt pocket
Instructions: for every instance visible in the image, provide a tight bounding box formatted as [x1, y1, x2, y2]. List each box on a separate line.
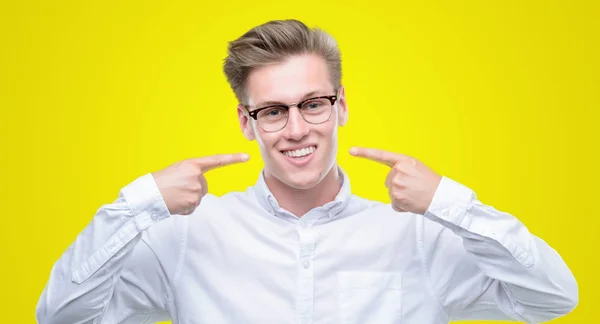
[337, 271, 403, 324]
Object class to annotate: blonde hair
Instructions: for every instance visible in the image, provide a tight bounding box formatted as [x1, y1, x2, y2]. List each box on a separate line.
[223, 19, 341, 104]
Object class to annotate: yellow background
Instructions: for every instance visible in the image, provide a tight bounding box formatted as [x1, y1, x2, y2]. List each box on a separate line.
[1, 0, 598, 323]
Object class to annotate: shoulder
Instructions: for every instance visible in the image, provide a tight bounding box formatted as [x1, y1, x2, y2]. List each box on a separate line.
[344, 194, 421, 230]
[192, 188, 259, 216]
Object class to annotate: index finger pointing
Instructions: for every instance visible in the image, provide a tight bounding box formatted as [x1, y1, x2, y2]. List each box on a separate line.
[195, 153, 250, 171]
[349, 147, 405, 167]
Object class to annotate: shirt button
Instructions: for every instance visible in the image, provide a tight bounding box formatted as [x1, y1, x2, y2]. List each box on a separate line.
[303, 260, 310, 269]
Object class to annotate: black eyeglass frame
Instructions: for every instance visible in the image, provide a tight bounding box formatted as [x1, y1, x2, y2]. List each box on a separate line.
[243, 95, 338, 121]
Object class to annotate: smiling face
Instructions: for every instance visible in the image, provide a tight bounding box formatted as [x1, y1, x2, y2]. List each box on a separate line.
[238, 54, 348, 190]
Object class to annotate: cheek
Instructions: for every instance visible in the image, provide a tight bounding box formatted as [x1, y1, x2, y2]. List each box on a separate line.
[255, 131, 279, 156]
[320, 121, 339, 142]
[314, 123, 339, 160]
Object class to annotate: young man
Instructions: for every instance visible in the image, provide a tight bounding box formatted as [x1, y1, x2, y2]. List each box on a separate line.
[37, 20, 577, 324]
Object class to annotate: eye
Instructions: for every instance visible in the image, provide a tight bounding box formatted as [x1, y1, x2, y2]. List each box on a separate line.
[303, 99, 327, 110]
[267, 109, 281, 116]
[258, 106, 287, 119]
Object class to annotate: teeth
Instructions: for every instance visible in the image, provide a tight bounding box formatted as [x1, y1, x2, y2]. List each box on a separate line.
[283, 146, 316, 158]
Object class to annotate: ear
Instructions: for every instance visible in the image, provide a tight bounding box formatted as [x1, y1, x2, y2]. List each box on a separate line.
[237, 104, 256, 141]
[337, 85, 348, 126]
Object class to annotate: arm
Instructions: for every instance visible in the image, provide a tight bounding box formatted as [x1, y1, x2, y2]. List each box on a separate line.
[36, 174, 177, 324]
[420, 176, 578, 322]
[36, 153, 249, 324]
[348, 146, 578, 322]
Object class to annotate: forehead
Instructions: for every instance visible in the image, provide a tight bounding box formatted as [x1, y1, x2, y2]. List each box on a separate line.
[246, 54, 334, 106]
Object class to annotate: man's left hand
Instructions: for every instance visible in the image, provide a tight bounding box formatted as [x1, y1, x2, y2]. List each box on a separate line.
[350, 147, 443, 215]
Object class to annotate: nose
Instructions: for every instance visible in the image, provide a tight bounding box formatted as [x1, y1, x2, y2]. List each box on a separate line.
[282, 107, 310, 141]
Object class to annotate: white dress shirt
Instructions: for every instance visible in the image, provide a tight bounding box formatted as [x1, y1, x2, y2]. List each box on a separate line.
[36, 167, 578, 324]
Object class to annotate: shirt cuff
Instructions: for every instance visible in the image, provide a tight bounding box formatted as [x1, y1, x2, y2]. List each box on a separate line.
[120, 173, 171, 230]
[424, 176, 475, 227]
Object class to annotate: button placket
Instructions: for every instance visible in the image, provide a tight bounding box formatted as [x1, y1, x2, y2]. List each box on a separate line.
[296, 227, 316, 324]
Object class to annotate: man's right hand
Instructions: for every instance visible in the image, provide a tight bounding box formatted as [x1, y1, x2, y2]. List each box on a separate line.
[151, 153, 250, 215]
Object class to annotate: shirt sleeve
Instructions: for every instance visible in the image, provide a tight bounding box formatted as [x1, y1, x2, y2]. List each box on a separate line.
[418, 176, 578, 323]
[36, 173, 182, 324]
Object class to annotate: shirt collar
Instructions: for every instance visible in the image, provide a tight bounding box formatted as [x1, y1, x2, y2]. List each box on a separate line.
[252, 166, 352, 221]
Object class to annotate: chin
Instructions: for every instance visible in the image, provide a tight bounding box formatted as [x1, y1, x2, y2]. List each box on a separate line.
[283, 171, 322, 190]
[268, 163, 325, 189]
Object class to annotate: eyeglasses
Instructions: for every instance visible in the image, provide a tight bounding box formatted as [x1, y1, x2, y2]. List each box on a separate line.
[244, 95, 338, 133]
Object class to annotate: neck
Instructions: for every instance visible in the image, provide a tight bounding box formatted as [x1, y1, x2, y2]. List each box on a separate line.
[264, 165, 342, 217]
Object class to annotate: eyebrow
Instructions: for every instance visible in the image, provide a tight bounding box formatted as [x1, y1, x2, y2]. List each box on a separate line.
[254, 90, 323, 108]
